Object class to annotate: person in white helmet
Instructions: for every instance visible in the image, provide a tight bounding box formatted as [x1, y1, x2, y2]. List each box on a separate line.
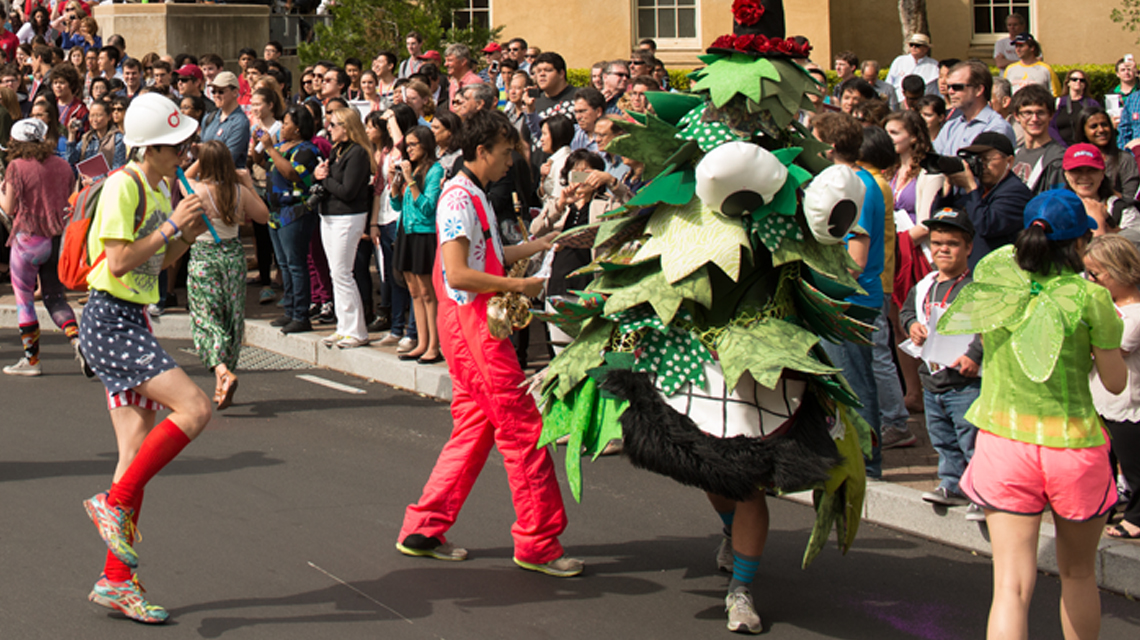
[77, 93, 211, 625]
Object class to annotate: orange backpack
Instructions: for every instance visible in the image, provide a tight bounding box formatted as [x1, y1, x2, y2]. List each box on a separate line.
[58, 167, 147, 291]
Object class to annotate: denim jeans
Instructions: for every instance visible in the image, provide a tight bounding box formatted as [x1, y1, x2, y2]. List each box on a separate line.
[269, 214, 315, 322]
[822, 339, 882, 478]
[377, 220, 413, 339]
[872, 300, 910, 432]
[923, 382, 981, 494]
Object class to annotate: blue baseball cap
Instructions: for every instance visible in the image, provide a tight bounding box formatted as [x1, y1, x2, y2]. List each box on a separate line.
[1024, 189, 1098, 241]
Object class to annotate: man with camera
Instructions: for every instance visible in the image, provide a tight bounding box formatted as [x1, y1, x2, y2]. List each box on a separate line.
[933, 60, 1016, 157]
[941, 131, 1032, 268]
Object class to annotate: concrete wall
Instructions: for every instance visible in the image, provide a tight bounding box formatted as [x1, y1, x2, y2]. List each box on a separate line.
[92, 4, 269, 65]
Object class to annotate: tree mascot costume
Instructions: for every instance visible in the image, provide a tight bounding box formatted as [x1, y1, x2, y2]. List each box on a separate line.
[531, 1, 878, 629]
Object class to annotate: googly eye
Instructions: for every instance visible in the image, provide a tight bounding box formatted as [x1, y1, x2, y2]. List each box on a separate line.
[801, 164, 865, 245]
[695, 141, 788, 217]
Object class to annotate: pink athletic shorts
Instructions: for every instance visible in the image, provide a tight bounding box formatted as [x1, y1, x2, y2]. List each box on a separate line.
[960, 429, 1116, 522]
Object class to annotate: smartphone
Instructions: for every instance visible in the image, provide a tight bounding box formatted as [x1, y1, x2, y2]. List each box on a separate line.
[489, 61, 500, 74]
[569, 171, 591, 185]
[526, 87, 539, 99]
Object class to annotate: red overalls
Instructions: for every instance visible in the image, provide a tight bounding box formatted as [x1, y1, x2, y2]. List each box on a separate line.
[398, 183, 568, 564]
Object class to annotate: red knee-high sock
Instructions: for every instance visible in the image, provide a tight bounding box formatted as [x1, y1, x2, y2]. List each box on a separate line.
[103, 490, 143, 582]
[107, 419, 190, 512]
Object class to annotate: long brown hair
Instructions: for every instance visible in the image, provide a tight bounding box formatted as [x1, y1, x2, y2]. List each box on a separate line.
[196, 140, 240, 226]
[7, 138, 54, 161]
[882, 109, 931, 179]
[0, 87, 19, 121]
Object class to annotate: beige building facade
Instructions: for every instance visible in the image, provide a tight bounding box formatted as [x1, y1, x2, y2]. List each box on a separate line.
[489, 0, 1140, 70]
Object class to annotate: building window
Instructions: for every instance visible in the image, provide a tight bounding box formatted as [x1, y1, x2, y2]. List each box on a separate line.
[972, 0, 1030, 36]
[453, 0, 490, 30]
[637, 0, 698, 43]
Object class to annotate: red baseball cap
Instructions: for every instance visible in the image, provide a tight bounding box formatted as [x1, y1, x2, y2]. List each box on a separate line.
[419, 50, 441, 63]
[482, 42, 501, 54]
[175, 64, 204, 83]
[1063, 143, 1106, 171]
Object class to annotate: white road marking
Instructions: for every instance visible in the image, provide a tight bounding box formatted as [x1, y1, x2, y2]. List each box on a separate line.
[307, 561, 415, 625]
[296, 374, 366, 394]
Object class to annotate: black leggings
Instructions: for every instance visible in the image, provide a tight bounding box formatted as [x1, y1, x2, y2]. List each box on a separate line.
[1106, 417, 1140, 527]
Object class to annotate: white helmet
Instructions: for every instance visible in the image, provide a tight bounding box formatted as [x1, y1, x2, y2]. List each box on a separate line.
[123, 93, 198, 148]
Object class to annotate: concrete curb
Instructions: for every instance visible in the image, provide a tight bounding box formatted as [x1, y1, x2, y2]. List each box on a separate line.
[4, 303, 1137, 596]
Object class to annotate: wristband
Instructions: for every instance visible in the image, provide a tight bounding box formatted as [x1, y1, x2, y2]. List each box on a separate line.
[159, 229, 169, 245]
[165, 218, 180, 236]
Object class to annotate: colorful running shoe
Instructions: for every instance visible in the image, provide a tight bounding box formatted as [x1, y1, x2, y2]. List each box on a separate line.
[89, 574, 168, 624]
[513, 555, 584, 577]
[82, 492, 139, 568]
[396, 534, 468, 561]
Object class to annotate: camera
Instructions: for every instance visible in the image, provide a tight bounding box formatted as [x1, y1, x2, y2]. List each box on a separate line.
[918, 152, 966, 176]
[306, 183, 330, 209]
[956, 150, 987, 180]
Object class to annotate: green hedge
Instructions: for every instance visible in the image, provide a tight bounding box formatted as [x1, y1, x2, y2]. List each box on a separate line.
[566, 64, 1121, 103]
[566, 68, 694, 91]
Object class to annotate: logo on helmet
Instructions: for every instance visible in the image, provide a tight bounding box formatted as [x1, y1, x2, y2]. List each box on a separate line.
[168, 112, 180, 128]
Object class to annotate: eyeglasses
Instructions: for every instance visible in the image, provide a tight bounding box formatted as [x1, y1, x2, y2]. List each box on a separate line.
[327, 121, 343, 129]
[159, 140, 192, 156]
[508, 47, 522, 52]
[323, 77, 337, 83]
[946, 83, 975, 93]
[1018, 108, 1049, 120]
[1087, 270, 1102, 282]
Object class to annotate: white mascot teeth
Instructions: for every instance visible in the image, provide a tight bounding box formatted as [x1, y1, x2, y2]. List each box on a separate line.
[802, 164, 866, 245]
[695, 141, 788, 217]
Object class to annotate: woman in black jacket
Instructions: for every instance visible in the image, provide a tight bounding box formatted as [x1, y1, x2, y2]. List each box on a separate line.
[312, 107, 376, 348]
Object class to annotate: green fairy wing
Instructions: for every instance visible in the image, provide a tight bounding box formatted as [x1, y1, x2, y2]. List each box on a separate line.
[937, 246, 1031, 335]
[1009, 277, 1089, 383]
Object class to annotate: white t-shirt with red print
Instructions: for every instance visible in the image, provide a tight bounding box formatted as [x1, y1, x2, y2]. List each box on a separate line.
[436, 173, 506, 306]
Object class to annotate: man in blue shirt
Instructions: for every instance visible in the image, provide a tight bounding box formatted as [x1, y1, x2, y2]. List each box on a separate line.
[199, 71, 250, 170]
[934, 60, 1016, 156]
[811, 112, 886, 478]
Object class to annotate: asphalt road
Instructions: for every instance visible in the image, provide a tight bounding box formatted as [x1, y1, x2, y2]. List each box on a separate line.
[2, 334, 1139, 639]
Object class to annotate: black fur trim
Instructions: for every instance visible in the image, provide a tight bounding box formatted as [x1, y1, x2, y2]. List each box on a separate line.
[600, 369, 841, 501]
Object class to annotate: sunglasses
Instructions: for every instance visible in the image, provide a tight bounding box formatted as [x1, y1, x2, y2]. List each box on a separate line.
[609, 72, 629, 78]
[908, 42, 927, 48]
[1087, 270, 1102, 282]
[525, 54, 536, 59]
[946, 83, 974, 93]
[326, 121, 343, 129]
[211, 85, 231, 93]
[1070, 77, 1088, 84]
[176, 76, 194, 83]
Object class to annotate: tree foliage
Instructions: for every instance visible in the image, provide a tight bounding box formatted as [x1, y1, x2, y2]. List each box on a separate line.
[1112, 0, 1140, 41]
[299, 0, 503, 68]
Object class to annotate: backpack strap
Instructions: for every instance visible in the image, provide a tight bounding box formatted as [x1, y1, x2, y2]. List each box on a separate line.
[87, 165, 151, 277]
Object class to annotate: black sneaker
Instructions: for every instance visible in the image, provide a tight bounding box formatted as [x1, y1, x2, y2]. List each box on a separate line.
[270, 315, 291, 327]
[367, 315, 391, 333]
[308, 303, 321, 319]
[281, 319, 313, 334]
[316, 302, 336, 324]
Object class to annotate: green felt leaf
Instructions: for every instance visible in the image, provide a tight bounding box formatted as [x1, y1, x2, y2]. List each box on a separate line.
[753, 95, 796, 130]
[697, 53, 725, 66]
[632, 327, 713, 396]
[538, 391, 574, 448]
[772, 146, 802, 166]
[788, 123, 835, 174]
[542, 317, 611, 399]
[773, 235, 862, 292]
[787, 163, 814, 188]
[803, 486, 838, 568]
[751, 180, 799, 220]
[802, 267, 858, 304]
[691, 53, 779, 108]
[793, 278, 875, 346]
[634, 200, 750, 283]
[715, 320, 839, 391]
[647, 92, 704, 126]
[605, 114, 684, 180]
[625, 168, 697, 208]
[588, 397, 627, 461]
[599, 266, 711, 325]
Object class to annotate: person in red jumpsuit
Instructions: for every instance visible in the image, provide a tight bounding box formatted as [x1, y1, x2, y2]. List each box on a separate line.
[396, 109, 584, 577]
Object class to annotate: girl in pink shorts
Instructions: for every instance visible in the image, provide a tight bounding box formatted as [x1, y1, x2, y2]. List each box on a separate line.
[939, 189, 1126, 640]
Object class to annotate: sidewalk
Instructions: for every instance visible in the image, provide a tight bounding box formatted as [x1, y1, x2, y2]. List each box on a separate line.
[2, 278, 1138, 597]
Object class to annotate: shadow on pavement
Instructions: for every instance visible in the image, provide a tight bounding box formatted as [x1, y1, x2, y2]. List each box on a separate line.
[0, 450, 284, 483]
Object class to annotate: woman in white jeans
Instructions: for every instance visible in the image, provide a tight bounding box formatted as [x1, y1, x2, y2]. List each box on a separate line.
[312, 108, 375, 348]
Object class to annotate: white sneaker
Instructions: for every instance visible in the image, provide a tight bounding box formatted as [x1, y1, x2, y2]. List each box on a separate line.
[376, 333, 402, 347]
[715, 534, 733, 573]
[337, 336, 370, 349]
[396, 336, 416, 353]
[4, 357, 42, 376]
[146, 303, 164, 317]
[321, 333, 343, 347]
[966, 503, 986, 522]
[725, 587, 762, 634]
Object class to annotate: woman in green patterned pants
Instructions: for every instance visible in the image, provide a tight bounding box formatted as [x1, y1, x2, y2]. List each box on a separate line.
[186, 141, 268, 409]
